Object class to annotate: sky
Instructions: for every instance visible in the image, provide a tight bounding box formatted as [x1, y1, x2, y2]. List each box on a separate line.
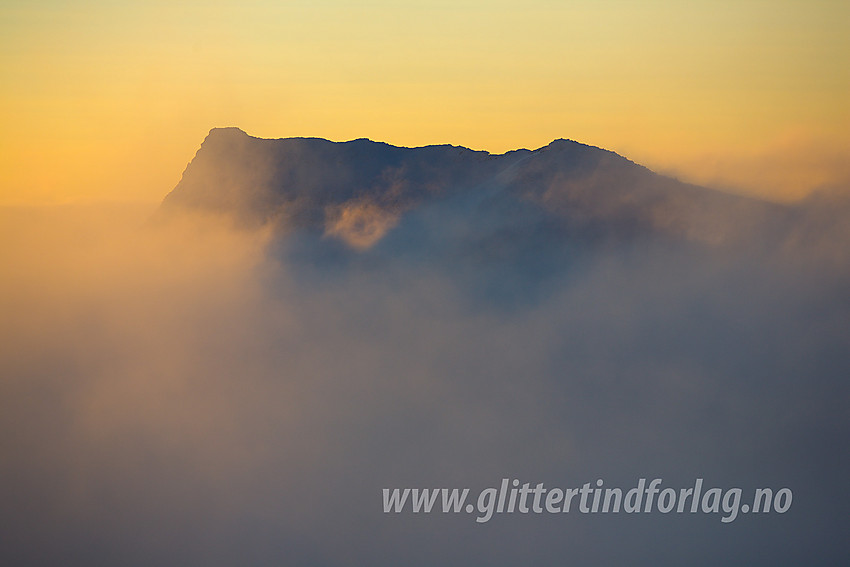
[1, 0, 848, 206]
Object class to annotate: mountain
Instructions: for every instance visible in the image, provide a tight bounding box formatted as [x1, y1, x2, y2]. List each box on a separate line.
[159, 128, 788, 253]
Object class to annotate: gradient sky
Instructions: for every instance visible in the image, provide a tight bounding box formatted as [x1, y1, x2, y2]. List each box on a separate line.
[1, 0, 848, 205]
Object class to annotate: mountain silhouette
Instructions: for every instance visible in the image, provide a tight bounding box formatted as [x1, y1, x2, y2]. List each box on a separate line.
[159, 127, 788, 252]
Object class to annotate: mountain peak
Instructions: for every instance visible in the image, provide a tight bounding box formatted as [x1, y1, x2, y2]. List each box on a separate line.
[545, 137, 581, 147]
[206, 126, 249, 138]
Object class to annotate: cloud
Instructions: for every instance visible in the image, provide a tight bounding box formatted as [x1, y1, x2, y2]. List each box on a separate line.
[324, 200, 401, 250]
[655, 131, 850, 203]
[0, 193, 848, 565]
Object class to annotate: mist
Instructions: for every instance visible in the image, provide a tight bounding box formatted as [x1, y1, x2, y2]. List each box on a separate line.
[648, 133, 850, 204]
[1, 177, 849, 565]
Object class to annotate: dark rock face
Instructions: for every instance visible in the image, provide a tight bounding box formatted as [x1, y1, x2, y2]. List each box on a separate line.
[159, 127, 788, 251]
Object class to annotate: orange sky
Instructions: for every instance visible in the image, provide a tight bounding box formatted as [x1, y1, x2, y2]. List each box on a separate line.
[1, 0, 848, 205]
